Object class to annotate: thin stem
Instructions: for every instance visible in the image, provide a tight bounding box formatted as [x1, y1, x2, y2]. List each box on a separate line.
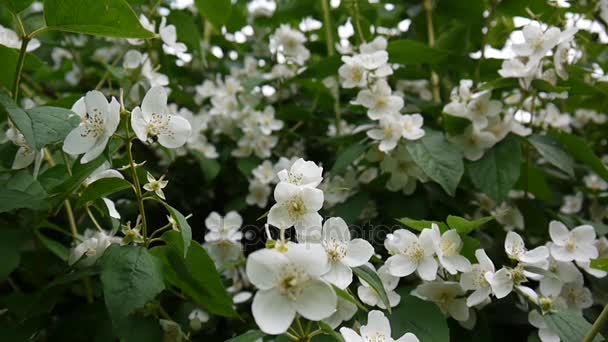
[28, 26, 50, 38]
[351, 0, 366, 44]
[127, 138, 149, 239]
[295, 316, 305, 336]
[319, 0, 342, 136]
[86, 206, 104, 232]
[13, 13, 25, 37]
[423, 0, 440, 103]
[95, 48, 129, 90]
[12, 37, 30, 102]
[584, 303, 608, 342]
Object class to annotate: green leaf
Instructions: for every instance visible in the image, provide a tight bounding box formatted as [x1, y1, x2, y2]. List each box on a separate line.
[194, 0, 231, 28]
[0, 229, 30, 280]
[389, 288, 450, 342]
[330, 143, 367, 176]
[151, 232, 237, 318]
[552, 131, 608, 181]
[406, 130, 464, 196]
[49, 156, 106, 201]
[34, 228, 69, 261]
[44, 0, 155, 38]
[544, 311, 603, 342]
[531, 79, 569, 94]
[237, 157, 259, 178]
[318, 321, 344, 342]
[225, 330, 265, 342]
[161, 205, 192, 258]
[77, 178, 132, 207]
[468, 135, 522, 203]
[590, 258, 608, 271]
[443, 113, 471, 136]
[0, 171, 48, 212]
[100, 245, 165, 320]
[528, 134, 574, 177]
[333, 285, 368, 312]
[0, 94, 80, 150]
[446, 215, 493, 234]
[396, 217, 448, 232]
[353, 265, 391, 313]
[0, 0, 34, 13]
[476, 78, 519, 92]
[388, 40, 449, 65]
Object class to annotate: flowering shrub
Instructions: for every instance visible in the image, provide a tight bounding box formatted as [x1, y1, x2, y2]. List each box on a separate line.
[2, 0, 608, 341]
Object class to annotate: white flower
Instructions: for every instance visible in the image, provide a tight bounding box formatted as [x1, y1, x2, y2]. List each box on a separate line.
[63, 91, 120, 163]
[252, 160, 277, 184]
[554, 42, 571, 80]
[548, 221, 598, 263]
[560, 280, 593, 310]
[247, 179, 272, 208]
[143, 172, 168, 199]
[204, 211, 243, 244]
[277, 158, 323, 188]
[269, 25, 310, 65]
[384, 228, 438, 281]
[583, 173, 608, 191]
[577, 237, 608, 278]
[367, 113, 405, 153]
[357, 264, 401, 309]
[84, 162, 124, 186]
[159, 17, 192, 64]
[401, 114, 425, 140]
[354, 80, 404, 120]
[123, 49, 144, 69]
[188, 309, 209, 331]
[340, 310, 419, 342]
[465, 91, 502, 129]
[379, 145, 427, 194]
[0, 25, 40, 51]
[6, 128, 36, 169]
[485, 264, 532, 299]
[447, 125, 497, 161]
[430, 225, 471, 275]
[131, 86, 192, 148]
[413, 281, 469, 322]
[142, 59, 169, 87]
[256, 106, 283, 135]
[360, 36, 388, 54]
[505, 231, 550, 264]
[246, 243, 336, 335]
[267, 182, 324, 239]
[68, 230, 120, 266]
[323, 297, 357, 329]
[511, 24, 561, 61]
[497, 58, 539, 80]
[492, 202, 524, 231]
[560, 192, 583, 214]
[339, 59, 368, 89]
[317, 217, 374, 289]
[539, 257, 581, 297]
[460, 249, 495, 307]
[353, 50, 390, 74]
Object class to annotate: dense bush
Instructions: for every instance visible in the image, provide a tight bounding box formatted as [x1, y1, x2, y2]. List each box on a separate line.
[1, 0, 608, 341]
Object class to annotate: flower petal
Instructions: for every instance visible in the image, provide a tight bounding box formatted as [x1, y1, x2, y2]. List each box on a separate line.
[246, 248, 286, 289]
[294, 279, 337, 320]
[252, 289, 296, 335]
[142, 86, 168, 117]
[343, 239, 374, 267]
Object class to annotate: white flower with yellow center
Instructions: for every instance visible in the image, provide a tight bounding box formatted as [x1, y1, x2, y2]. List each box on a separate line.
[384, 228, 437, 281]
[277, 158, 323, 188]
[63, 90, 120, 163]
[204, 211, 243, 244]
[413, 281, 469, 322]
[267, 182, 324, 240]
[339, 58, 368, 89]
[460, 249, 495, 307]
[340, 310, 419, 342]
[548, 220, 598, 263]
[367, 113, 405, 153]
[429, 224, 471, 275]
[505, 231, 549, 265]
[245, 243, 335, 335]
[131, 86, 192, 148]
[354, 79, 404, 120]
[143, 172, 168, 200]
[316, 217, 374, 289]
